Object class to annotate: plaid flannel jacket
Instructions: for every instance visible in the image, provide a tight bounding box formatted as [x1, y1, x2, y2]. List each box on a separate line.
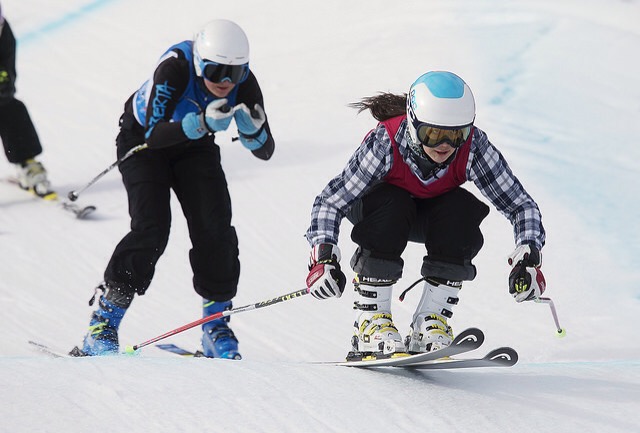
[305, 118, 545, 251]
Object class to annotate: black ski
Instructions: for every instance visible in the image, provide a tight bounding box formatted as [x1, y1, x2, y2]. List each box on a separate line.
[404, 347, 518, 370]
[155, 343, 205, 357]
[323, 327, 518, 370]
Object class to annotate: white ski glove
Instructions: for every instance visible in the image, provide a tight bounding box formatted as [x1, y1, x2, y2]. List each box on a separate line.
[205, 98, 234, 132]
[233, 103, 267, 150]
[508, 245, 546, 302]
[306, 244, 347, 300]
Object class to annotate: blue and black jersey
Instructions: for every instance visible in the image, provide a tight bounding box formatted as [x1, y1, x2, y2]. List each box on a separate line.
[123, 40, 274, 159]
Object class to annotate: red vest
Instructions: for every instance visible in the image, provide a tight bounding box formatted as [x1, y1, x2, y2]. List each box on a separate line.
[381, 115, 472, 198]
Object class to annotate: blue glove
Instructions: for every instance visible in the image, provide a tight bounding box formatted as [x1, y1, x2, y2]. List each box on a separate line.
[233, 103, 267, 150]
[181, 112, 209, 140]
[205, 98, 234, 132]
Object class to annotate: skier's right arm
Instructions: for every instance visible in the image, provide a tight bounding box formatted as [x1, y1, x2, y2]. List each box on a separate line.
[142, 54, 191, 149]
[305, 124, 393, 246]
[304, 124, 393, 300]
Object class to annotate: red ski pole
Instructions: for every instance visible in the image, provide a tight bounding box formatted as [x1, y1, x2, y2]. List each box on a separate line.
[125, 287, 309, 353]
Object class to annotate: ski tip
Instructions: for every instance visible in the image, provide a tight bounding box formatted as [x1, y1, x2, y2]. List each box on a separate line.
[76, 205, 97, 219]
[453, 327, 485, 347]
[483, 347, 519, 366]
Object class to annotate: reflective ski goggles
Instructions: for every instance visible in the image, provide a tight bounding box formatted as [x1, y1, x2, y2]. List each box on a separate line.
[414, 122, 473, 149]
[201, 60, 249, 84]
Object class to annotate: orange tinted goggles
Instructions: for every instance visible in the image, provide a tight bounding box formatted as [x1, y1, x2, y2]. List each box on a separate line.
[416, 124, 472, 148]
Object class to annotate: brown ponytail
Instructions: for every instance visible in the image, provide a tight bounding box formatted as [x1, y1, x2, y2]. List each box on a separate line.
[349, 92, 407, 122]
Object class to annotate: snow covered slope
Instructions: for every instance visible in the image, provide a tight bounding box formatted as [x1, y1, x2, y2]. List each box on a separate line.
[1, 0, 638, 432]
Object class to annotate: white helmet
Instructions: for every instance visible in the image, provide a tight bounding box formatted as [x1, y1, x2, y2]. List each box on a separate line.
[406, 71, 475, 155]
[193, 19, 250, 83]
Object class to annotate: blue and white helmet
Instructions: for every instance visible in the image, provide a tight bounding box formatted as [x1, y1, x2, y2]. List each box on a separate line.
[406, 71, 475, 156]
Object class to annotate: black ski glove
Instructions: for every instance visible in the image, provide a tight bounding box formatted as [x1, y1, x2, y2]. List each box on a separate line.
[508, 245, 546, 302]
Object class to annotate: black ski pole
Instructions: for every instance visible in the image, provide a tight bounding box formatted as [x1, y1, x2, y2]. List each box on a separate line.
[68, 143, 148, 201]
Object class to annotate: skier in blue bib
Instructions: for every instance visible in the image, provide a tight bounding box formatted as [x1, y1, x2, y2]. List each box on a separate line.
[304, 71, 546, 359]
[76, 19, 275, 359]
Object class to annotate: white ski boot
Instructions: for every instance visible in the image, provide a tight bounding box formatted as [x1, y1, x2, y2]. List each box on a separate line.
[406, 277, 462, 354]
[16, 158, 52, 197]
[350, 275, 406, 358]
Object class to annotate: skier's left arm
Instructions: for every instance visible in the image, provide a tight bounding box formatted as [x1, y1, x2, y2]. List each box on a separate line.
[233, 71, 274, 160]
[467, 128, 546, 302]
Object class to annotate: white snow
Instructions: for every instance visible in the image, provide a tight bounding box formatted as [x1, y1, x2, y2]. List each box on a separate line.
[1, 0, 639, 432]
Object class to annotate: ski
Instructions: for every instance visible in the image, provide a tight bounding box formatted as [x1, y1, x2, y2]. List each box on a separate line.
[154, 344, 244, 359]
[323, 327, 518, 369]
[403, 347, 518, 370]
[28, 341, 137, 357]
[155, 343, 205, 357]
[331, 327, 485, 367]
[2, 177, 96, 219]
[59, 200, 97, 219]
[334, 346, 518, 370]
[28, 340, 70, 358]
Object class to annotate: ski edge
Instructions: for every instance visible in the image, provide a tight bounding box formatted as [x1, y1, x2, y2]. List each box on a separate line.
[28, 340, 69, 358]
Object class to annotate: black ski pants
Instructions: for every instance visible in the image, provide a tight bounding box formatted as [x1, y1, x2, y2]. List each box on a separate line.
[0, 21, 42, 163]
[103, 112, 239, 302]
[348, 183, 490, 281]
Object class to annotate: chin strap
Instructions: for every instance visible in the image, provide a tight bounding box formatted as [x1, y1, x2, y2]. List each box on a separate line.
[411, 148, 458, 179]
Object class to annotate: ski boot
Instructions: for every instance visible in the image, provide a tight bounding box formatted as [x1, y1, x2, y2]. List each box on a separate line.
[72, 283, 132, 356]
[348, 275, 406, 361]
[78, 286, 131, 356]
[405, 277, 462, 354]
[201, 299, 241, 360]
[16, 158, 54, 198]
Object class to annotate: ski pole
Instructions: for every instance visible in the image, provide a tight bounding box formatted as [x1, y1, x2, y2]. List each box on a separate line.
[534, 296, 566, 338]
[68, 143, 148, 201]
[124, 287, 310, 353]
